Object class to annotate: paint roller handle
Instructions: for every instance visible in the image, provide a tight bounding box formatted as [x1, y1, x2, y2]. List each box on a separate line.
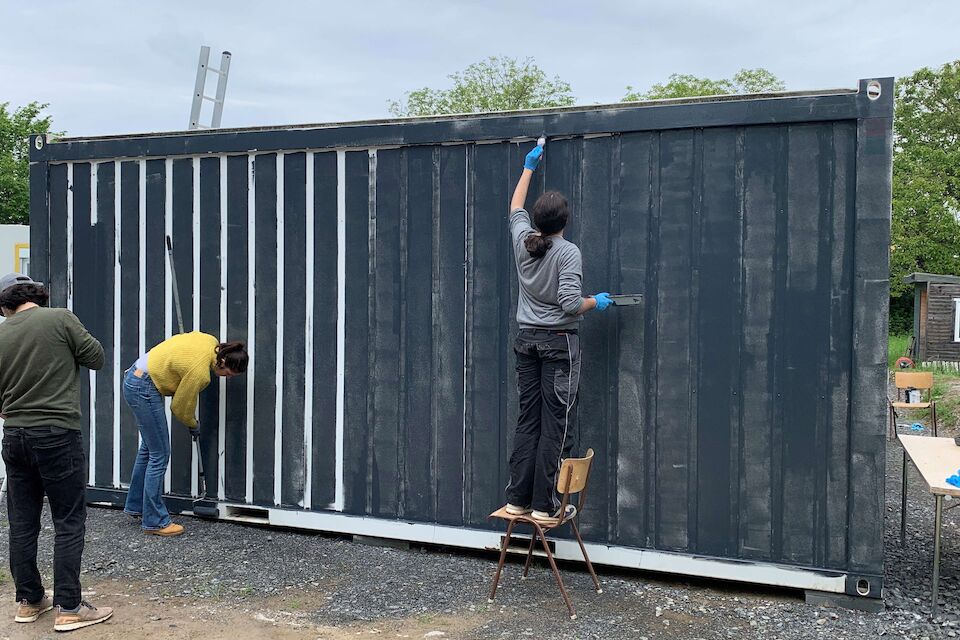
[165, 235, 185, 335]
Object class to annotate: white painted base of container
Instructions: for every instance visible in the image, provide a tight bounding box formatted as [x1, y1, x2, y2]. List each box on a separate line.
[212, 502, 848, 595]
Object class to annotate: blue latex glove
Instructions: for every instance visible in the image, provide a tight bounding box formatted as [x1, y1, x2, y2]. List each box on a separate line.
[911, 423, 925, 432]
[524, 145, 543, 171]
[947, 472, 960, 488]
[593, 292, 612, 311]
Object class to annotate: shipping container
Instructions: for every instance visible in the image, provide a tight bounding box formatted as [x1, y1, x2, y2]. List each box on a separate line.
[29, 77, 893, 602]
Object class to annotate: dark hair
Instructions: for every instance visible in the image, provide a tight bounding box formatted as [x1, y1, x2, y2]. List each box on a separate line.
[0, 284, 49, 312]
[524, 191, 570, 259]
[215, 341, 249, 373]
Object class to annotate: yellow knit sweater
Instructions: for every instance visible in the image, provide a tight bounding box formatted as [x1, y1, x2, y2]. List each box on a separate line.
[146, 331, 218, 427]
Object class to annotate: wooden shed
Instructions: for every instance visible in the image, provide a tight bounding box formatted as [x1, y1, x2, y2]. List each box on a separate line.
[905, 272, 960, 363]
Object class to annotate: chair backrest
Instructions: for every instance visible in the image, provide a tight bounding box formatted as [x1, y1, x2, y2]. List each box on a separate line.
[556, 448, 594, 494]
[895, 371, 934, 391]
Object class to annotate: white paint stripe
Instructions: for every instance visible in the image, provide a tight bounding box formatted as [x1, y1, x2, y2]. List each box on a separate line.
[88, 162, 97, 485]
[303, 152, 315, 509]
[192, 157, 200, 497]
[138, 161, 146, 356]
[90, 163, 99, 226]
[366, 150, 376, 514]
[332, 150, 346, 511]
[246, 154, 256, 503]
[233, 506, 848, 595]
[113, 161, 121, 488]
[66, 163, 73, 311]
[218, 155, 228, 501]
[164, 158, 173, 493]
[274, 153, 285, 506]
[138, 160, 146, 454]
[461, 150, 469, 520]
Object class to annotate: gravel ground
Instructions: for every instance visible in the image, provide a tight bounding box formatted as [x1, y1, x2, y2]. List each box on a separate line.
[2, 391, 960, 638]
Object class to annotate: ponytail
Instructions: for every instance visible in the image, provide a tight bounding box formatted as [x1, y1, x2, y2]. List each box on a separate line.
[525, 191, 570, 260]
[524, 234, 553, 259]
[215, 341, 249, 374]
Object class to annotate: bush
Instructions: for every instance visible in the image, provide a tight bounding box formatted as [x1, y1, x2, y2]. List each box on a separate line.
[889, 295, 913, 335]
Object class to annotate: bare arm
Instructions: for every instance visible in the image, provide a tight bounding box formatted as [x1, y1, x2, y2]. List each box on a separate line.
[510, 168, 534, 212]
[511, 144, 543, 211]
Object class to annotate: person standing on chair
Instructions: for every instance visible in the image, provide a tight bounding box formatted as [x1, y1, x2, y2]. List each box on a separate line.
[122, 332, 248, 537]
[504, 143, 612, 523]
[0, 273, 115, 631]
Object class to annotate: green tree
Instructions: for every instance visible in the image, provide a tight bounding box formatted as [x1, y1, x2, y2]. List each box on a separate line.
[389, 56, 575, 117]
[0, 102, 56, 224]
[623, 68, 785, 101]
[889, 61, 960, 332]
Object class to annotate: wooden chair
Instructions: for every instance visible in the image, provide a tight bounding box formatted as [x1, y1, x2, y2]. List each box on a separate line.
[889, 371, 938, 440]
[488, 449, 601, 620]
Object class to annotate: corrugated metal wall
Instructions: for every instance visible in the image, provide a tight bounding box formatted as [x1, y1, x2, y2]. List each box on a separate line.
[29, 79, 892, 594]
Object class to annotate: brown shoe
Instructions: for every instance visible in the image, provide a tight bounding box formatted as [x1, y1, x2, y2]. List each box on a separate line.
[15, 595, 53, 622]
[145, 523, 184, 537]
[53, 601, 113, 632]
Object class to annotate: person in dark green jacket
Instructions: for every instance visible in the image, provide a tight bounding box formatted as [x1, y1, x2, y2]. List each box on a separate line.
[0, 273, 114, 631]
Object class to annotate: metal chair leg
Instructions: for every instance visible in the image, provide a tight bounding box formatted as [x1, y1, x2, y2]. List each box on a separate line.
[933, 402, 938, 437]
[571, 520, 602, 593]
[489, 520, 516, 603]
[534, 522, 577, 619]
[522, 527, 539, 578]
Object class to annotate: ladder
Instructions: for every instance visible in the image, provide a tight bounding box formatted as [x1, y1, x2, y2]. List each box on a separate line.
[189, 46, 231, 130]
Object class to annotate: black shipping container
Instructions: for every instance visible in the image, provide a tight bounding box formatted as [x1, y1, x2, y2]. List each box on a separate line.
[29, 78, 893, 601]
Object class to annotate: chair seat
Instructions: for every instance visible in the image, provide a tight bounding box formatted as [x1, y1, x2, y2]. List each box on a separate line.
[892, 401, 931, 409]
[489, 505, 578, 529]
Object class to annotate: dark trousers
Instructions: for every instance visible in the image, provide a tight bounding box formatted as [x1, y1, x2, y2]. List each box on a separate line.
[506, 328, 581, 513]
[2, 427, 86, 609]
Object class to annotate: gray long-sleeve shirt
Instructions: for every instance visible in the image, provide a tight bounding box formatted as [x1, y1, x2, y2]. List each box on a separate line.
[0, 307, 104, 430]
[509, 207, 584, 330]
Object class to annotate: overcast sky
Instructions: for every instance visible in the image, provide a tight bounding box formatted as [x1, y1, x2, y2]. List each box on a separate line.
[1, 0, 956, 138]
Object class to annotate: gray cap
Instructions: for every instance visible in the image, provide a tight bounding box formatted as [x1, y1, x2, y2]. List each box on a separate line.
[0, 273, 43, 294]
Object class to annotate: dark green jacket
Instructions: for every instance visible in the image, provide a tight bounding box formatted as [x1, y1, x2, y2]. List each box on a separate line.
[0, 307, 104, 430]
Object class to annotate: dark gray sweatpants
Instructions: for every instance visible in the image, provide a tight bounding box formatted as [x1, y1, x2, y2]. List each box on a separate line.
[505, 328, 581, 514]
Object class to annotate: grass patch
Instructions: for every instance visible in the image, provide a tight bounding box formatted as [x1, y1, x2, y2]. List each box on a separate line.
[889, 333, 960, 431]
[889, 333, 960, 378]
[205, 581, 224, 601]
[889, 333, 911, 369]
[932, 380, 960, 431]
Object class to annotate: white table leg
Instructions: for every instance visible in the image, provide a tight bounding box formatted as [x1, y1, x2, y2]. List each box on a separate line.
[933, 494, 943, 616]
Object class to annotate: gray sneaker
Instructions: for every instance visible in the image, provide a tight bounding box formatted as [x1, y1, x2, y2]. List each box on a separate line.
[15, 595, 53, 623]
[53, 601, 113, 632]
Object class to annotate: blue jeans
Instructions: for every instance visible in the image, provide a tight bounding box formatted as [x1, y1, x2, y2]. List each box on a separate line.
[122, 368, 172, 530]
